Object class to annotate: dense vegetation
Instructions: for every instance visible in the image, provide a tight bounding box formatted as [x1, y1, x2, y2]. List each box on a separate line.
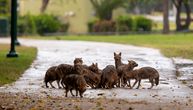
[18, 14, 69, 35]
[88, 16, 153, 33]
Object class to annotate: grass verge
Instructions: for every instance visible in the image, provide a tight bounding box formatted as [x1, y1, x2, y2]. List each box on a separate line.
[0, 44, 37, 86]
[28, 33, 193, 59]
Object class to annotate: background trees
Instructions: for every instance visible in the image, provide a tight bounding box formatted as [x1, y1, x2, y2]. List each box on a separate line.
[172, 0, 191, 31]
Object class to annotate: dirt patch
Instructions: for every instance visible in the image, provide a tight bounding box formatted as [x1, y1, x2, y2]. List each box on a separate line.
[0, 92, 192, 110]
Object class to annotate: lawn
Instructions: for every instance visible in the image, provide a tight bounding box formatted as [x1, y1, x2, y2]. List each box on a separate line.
[30, 33, 193, 60]
[0, 44, 37, 86]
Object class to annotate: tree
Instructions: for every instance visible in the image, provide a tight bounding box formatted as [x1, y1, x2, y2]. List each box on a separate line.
[172, 0, 191, 31]
[163, 0, 170, 34]
[40, 0, 75, 13]
[41, 0, 50, 13]
[90, 0, 128, 20]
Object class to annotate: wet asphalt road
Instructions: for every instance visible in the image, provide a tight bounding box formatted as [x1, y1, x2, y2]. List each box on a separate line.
[0, 38, 193, 105]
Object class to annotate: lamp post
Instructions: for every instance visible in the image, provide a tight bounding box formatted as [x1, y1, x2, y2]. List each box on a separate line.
[15, 0, 20, 45]
[7, 0, 18, 57]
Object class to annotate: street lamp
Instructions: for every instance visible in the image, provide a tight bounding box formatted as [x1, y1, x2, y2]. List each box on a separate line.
[15, 0, 20, 45]
[7, 0, 18, 57]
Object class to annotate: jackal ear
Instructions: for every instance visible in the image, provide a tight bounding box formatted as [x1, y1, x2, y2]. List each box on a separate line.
[114, 52, 116, 56]
[96, 63, 98, 66]
[128, 60, 131, 63]
[119, 52, 122, 56]
[92, 63, 94, 65]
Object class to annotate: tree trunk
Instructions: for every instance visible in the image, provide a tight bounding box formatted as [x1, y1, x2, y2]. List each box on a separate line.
[173, 0, 191, 31]
[175, 0, 182, 31]
[41, 0, 49, 13]
[163, 0, 170, 34]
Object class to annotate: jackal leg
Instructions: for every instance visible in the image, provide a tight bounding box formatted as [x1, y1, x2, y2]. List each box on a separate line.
[57, 80, 61, 89]
[136, 79, 141, 89]
[49, 81, 55, 88]
[65, 88, 69, 97]
[76, 89, 78, 96]
[70, 88, 74, 96]
[148, 78, 154, 89]
[132, 79, 138, 89]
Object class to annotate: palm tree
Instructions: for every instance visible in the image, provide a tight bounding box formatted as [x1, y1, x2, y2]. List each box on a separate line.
[90, 0, 127, 20]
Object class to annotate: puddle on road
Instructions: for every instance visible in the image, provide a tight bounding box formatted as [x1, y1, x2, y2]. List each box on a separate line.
[173, 58, 193, 89]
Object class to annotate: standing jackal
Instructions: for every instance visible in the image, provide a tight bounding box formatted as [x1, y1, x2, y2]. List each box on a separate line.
[99, 65, 119, 89]
[44, 66, 60, 88]
[114, 52, 138, 87]
[124, 67, 159, 89]
[63, 74, 87, 98]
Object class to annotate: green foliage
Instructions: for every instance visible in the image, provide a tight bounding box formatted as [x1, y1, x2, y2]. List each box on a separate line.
[88, 15, 152, 33]
[59, 23, 69, 33]
[134, 16, 153, 31]
[35, 14, 62, 35]
[18, 14, 37, 35]
[92, 20, 116, 33]
[87, 18, 98, 32]
[0, 44, 37, 86]
[0, 0, 10, 17]
[18, 14, 69, 35]
[90, 0, 128, 20]
[116, 15, 133, 32]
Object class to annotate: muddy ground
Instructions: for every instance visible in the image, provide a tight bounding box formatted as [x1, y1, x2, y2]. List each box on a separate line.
[0, 92, 192, 110]
[0, 38, 193, 110]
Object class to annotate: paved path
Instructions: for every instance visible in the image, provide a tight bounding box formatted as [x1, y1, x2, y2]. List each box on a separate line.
[0, 38, 193, 105]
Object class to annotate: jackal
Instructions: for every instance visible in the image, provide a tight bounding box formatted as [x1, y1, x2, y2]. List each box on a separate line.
[118, 60, 138, 87]
[62, 74, 87, 97]
[114, 52, 138, 87]
[99, 65, 119, 89]
[44, 66, 61, 88]
[124, 67, 159, 89]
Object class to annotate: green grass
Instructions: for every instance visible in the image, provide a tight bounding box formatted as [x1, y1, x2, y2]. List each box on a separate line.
[0, 44, 37, 86]
[28, 33, 193, 59]
[153, 22, 193, 31]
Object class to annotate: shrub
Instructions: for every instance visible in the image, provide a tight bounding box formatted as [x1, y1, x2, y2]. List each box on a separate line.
[0, 0, 10, 17]
[18, 14, 37, 35]
[116, 15, 133, 32]
[59, 23, 69, 33]
[87, 18, 98, 32]
[18, 14, 69, 35]
[134, 16, 152, 31]
[93, 20, 116, 33]
[34, 14, 62, 35]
